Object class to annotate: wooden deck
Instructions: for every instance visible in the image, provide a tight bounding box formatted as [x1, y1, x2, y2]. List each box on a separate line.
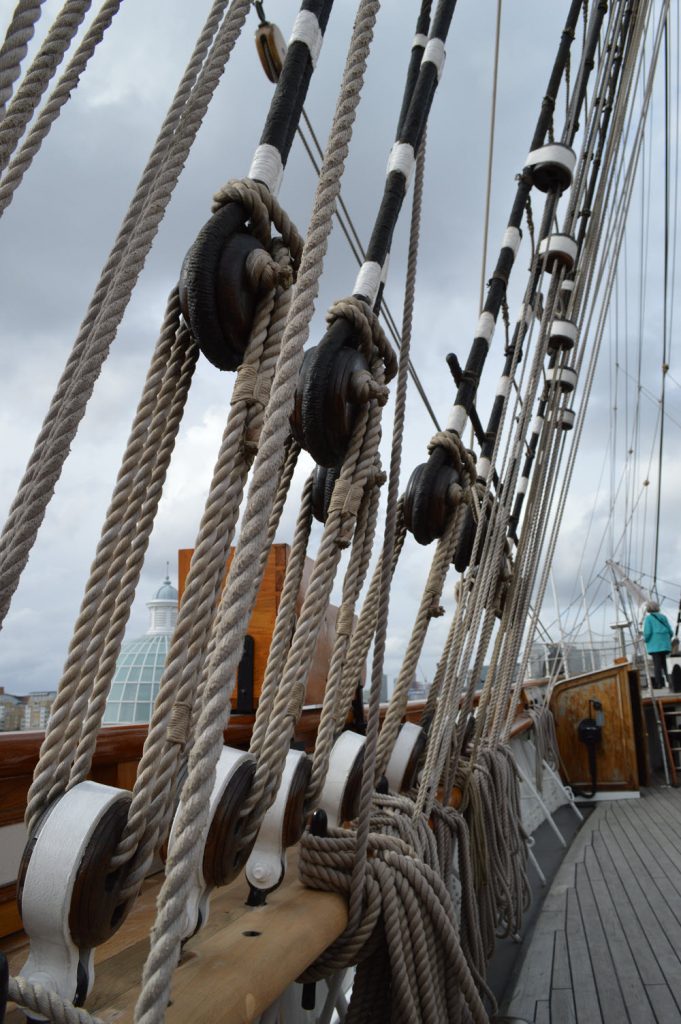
[505, 787, 681, 1023]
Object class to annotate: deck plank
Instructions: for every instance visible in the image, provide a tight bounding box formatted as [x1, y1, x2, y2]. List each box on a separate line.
[565, 886, 602, 1024]
[551, 987, 577, 1024]
[573, 861, 627, 1023]
[645, 985, 681, 1024]
[506, 789, 681, 1023]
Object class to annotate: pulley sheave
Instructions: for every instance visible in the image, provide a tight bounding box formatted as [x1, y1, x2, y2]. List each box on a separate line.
[179, 202, 271, 372]
[291, 319, 372, 468]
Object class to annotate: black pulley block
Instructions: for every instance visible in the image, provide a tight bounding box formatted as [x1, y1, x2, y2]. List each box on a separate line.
[310, 464, 340, 523]
[179, 202, 269, 371]
[403, 446, 461, 546]
[452, 502, 477, 572]
[291, 318, 371, 468]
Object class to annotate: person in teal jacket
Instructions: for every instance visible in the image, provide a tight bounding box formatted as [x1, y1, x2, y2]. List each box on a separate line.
[643, 600, 674, 688]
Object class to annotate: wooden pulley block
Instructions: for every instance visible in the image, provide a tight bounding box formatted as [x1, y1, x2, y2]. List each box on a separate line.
[282, 751, 312, 848]
[255, 21, 286, 83]
[291, 318, 371, 468]
[16, 782, 135, 1007]
[167, 746, 256, 941]
[318, 730, 366, 827]
[202, 756, 257, 887]
[403, 446, 461, 546]
[179, 202, 270, 371]
[385, 722, 426, 793]
[452, 496, 490, 573]
[245, 749, 311, 897]
[310, 463, 340, 523]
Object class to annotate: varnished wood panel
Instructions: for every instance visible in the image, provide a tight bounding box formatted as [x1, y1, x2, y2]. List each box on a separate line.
[550, 663, 639, 790]
[178, 545, 344, 710]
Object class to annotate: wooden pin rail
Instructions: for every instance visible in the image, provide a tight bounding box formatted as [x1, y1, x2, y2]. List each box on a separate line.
[2, 854, 349, 1024]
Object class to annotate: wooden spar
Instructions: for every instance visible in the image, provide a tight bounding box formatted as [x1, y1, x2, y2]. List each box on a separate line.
[2, 863, 348, 1024]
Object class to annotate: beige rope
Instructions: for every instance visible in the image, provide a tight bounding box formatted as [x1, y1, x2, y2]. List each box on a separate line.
[0, 0, 91, 172]
[133, 6, 382, 1018]
[25, 290, 190, 831]
[0, 0, 250, 630]
[0, 0, 123, 212]
[0, 0, 46, 113]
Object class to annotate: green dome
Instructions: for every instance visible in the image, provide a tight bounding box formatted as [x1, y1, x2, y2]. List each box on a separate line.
[103, 576, 178, 725]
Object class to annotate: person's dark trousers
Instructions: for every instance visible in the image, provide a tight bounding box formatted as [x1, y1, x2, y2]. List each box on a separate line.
[652, 650, 669, 688]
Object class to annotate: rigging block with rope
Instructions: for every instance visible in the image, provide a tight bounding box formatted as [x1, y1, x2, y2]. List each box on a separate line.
[17, 783, 135, 1007]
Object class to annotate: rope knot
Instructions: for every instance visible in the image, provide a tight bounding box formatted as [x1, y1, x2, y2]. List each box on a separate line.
[231, 364, 273, 411]
[212, 177, 303, 268]
[328, 478, 365, 547]
[427, 430, 477, 486]
[245, 248, 291, 292]
[336, 602, 356, 637]
[424, 587, 445, 618]
[327, 296, 397, 383]
[166, 701, 192, 746]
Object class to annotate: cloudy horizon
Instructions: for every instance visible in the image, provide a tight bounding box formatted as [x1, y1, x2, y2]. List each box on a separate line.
[0, 0, 678, 698]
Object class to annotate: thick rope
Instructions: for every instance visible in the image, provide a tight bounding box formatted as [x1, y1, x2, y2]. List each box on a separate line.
[299, 809, 490, 1023]
[8, 976, 102, 1024]
[25, 290, 189, 831]
[116, 249, 297, 888]
[0, 0, 91, 173]
[133, 7, 381, 1018]
[0, 0, 123, 212]
[0, 0, 46, 114]
[353, 132, 426, 793]
[240, 318, 388, 846]
[0, 0, 250, 630]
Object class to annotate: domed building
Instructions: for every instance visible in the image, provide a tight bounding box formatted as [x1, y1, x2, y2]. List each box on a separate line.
[103, 576, 178, 725]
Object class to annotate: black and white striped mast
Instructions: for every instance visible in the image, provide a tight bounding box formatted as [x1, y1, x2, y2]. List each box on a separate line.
[179, 0, 334, 371]
[403, 0, 584, 548]
[293, 0, 460, 470]
[248, 0, 334, 195]
[508, 0, 634, 541]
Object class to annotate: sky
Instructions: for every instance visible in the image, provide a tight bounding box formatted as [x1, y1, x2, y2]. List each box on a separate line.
[0, 0, 679, 696]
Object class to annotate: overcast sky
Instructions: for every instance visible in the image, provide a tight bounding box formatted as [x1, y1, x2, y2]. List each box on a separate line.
[0, 0, 678, 696]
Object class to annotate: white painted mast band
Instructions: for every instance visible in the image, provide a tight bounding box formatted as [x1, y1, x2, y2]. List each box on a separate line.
[526, 143, 576, 174]
[447, 405, 468, 435]
[387, 142, 416, 185]
[249, 144, 284, 195]
[422, 38, 446, 79]
[477, 456, 492, 481]
[475, 311, 495, 344]
[289, 11, 323, 66]
[501, 226, 521, 254]
[354, 261, 382, 304]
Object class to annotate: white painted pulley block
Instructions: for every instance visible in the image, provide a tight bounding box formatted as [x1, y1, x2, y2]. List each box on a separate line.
[318, 730, 365, 828]
[547, 365, 578, 393]
[537, 233, 578, 273]
[245, 748, 310, 896]
[548, 319, 578, 352]
[385, 721, 426, 792]
[19, 781, 132, 1007]
[168, 745, 255, 940]
[526, 143, 576, 193]
[556, 407, 576, 431]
